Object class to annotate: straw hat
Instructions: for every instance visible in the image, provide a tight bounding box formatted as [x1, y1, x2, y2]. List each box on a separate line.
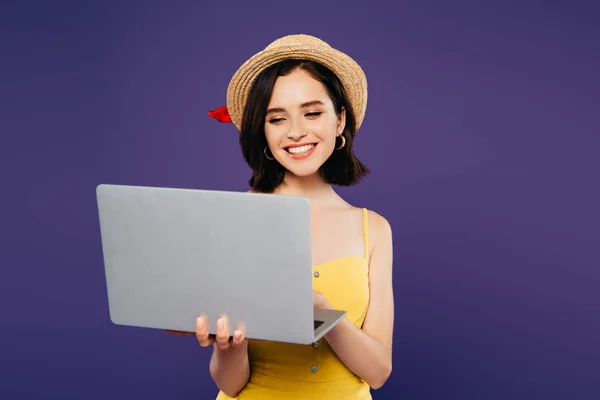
[225, 34, 368, 132]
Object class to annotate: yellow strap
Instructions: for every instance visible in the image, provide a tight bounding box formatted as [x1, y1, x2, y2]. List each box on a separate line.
[363, 208, 369, 259]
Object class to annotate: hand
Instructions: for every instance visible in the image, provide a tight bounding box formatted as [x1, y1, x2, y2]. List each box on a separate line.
[167, 315, 246, 350]
[313, 290, 330, 309]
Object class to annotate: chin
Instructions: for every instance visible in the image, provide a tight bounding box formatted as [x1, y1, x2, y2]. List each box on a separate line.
[282, 164, 321, 178]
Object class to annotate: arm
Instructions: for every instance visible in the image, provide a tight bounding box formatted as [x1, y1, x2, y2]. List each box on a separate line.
[322, 212, 394, 389]
[209, 341, 250, 397]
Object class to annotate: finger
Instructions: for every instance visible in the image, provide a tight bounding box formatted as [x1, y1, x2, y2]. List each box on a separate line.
[313, 290, 326, 308]
[231, 329, 245, 347]
[216, 317, 230, 350]
[196, 316, 214, 347]
[231, 322, 247, 347]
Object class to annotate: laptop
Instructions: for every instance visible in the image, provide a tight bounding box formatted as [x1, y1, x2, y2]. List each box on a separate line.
[96, 184, 347, 345]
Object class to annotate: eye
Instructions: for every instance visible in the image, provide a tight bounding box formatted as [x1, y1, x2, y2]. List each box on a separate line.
[268, 117, 285, 124]
[306, 112, 322, 118]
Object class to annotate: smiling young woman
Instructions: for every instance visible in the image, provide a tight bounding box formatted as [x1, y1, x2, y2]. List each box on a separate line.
[172, 34, 395, 400]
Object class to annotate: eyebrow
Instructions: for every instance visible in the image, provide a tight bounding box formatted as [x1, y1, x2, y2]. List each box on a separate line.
[266, 100, 325, 115]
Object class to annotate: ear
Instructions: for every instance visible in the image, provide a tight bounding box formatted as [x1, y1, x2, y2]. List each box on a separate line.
[337, 107, 347, 135]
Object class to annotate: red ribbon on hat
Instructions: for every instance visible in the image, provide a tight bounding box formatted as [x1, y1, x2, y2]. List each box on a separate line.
[208, 106, 232, 123]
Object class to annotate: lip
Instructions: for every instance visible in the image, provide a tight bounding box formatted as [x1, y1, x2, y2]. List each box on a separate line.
[284, 143, 318, 159]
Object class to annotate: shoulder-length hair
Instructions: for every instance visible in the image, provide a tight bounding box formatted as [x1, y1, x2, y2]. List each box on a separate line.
[239, 59, 369, 193]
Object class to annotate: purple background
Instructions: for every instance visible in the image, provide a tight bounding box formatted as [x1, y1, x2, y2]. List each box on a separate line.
[2, 1, 599, 399]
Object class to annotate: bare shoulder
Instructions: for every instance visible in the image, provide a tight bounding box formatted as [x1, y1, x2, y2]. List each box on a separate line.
[366, 209, 393, 244]
[369, 210, 394, 285]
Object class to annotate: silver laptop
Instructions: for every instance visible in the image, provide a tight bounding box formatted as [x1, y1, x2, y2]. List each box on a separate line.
[96, 184, 347, 345]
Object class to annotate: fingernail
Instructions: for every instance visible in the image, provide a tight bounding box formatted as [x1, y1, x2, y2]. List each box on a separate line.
[234, 331, 241, 340]
[217, 319, 224, 329]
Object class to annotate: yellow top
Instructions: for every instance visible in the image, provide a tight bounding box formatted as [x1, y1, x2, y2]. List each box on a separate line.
[216, 208, 372, 399]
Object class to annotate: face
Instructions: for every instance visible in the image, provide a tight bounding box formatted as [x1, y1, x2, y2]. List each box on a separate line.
[264, 68, 346, 177]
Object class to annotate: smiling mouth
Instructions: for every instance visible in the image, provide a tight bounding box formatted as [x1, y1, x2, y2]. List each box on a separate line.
[285, 143, 317, 155]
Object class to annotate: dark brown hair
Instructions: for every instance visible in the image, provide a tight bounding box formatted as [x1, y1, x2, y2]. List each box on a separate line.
[239, 59, 369, 193]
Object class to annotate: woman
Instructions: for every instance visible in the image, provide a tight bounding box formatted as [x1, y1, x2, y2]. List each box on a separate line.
[170, 34, 394, 399]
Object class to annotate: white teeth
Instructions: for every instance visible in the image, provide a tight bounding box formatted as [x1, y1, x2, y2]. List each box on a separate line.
[287, 144, 315, 154]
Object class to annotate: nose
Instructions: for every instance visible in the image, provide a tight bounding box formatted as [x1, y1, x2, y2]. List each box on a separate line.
[287, 120, 308, 141]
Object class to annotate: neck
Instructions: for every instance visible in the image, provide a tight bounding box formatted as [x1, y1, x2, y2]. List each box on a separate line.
[274, 171, 338, 204]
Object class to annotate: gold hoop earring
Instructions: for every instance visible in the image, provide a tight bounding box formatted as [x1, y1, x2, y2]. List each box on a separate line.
[335, 134, 346, 150]
[264, 147, 275, 160]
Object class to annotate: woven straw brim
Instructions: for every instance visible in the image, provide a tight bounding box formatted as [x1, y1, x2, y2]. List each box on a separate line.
[226, 41, 367, 133]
